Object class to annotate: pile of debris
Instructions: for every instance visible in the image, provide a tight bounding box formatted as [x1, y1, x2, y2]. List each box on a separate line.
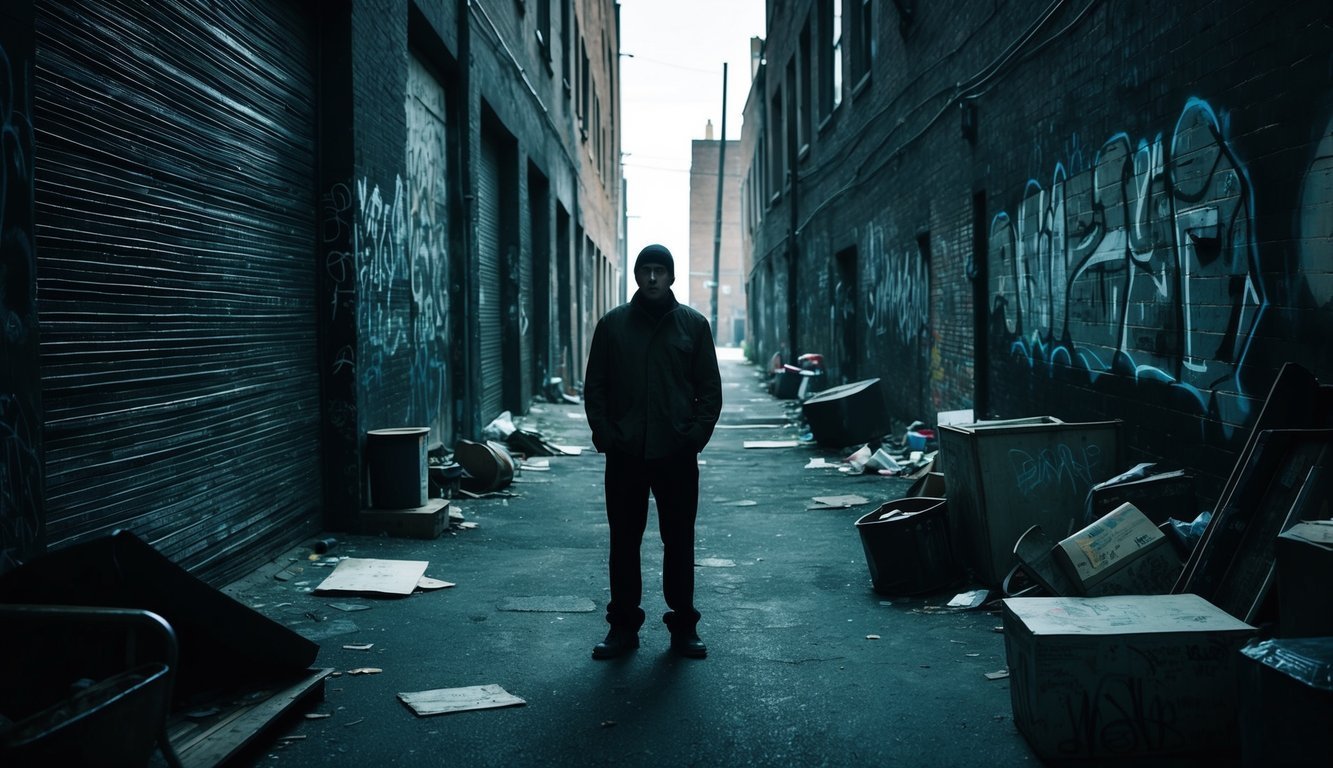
[762, 353, 1333, 764]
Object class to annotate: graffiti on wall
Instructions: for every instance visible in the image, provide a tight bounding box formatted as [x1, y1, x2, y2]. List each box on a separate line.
[988, 98, 1266, 435]
[351, 172, 451, 428]
[2, 41, 40, 567]
[1, 394, 40, 570]
[863, 222, 930, 346]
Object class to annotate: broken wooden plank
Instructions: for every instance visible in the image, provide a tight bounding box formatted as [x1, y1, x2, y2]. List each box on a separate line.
[169, 668, 332, 768]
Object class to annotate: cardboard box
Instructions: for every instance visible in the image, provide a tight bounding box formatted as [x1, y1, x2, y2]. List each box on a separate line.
[359, 498, 450, 539]
[1054, 502, 1181, 595]
[937, 417, 1122, 586]
[1002, 594, 1255, 761]
[1275, 520, 1333, 637]
[1089, 468, 1197, 526]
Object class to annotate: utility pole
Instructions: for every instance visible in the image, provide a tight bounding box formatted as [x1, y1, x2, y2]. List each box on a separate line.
[709, 63, 728, 342]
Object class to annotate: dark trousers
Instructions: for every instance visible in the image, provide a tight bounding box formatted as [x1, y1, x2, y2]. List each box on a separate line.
[603, 450, 701, 635]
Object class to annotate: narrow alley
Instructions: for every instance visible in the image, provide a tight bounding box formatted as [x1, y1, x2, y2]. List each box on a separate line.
[218, 349, 1037, 767]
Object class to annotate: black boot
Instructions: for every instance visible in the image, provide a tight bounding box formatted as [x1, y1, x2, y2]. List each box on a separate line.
[670, 631, 707, 659]
[592, 628, 640, 660]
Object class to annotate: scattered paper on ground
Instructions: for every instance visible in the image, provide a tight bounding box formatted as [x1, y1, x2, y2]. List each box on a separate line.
[552, 444, 584, 456]
[947, 589, 989, 609]
[342, 643, 374, 650]
[416, 576, 455, 590]
[807, 494, 871, 509]
[743, 440, 800, 449]
[696, 558, 736, 568]
[314, 558, 430, 596]
[804, 458, 840, 469]
[724, 500, 758, 506]
[346, 667, 382, 675]
[498, 595, 596, 612]
[399, 684, 526, 716]
[984, 669, 1010, 680]
[326, 602, 371, 612]
[866, 634, 881, 640]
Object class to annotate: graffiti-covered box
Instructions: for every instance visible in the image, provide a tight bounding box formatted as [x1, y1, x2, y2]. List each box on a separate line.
[937, 417, 1121, 586]
[1002, 594, 1255, 762]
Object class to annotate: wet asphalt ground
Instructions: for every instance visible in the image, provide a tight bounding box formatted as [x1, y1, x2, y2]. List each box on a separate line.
[220, 348, 1039, 767]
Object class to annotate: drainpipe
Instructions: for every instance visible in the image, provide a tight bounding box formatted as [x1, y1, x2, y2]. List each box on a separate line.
[458, 0, 480, 440]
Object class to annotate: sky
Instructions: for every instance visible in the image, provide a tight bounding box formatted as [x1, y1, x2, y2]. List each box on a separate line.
[617, 0, 767, 305]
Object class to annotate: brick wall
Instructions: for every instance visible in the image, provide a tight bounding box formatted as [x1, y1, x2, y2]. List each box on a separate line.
[745, 0, 1333, 492]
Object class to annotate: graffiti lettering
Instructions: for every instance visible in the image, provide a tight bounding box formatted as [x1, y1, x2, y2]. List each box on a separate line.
[1009, 443, 1104, 497]
[990, 99, 1266, 434]
[863, 224, 930, 344]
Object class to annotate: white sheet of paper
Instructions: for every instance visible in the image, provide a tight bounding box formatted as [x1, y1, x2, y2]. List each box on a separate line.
[398, 684, 526, 716]
[743, 440, 799, 449]
[314, 558, 429, 596]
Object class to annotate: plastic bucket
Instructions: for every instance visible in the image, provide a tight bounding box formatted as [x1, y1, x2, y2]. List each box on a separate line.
[366, 427, 430, 509]
[854, 496, 957, 595]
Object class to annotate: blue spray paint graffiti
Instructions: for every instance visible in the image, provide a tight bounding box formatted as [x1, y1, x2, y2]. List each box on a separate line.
[989, 99, 1267, 436]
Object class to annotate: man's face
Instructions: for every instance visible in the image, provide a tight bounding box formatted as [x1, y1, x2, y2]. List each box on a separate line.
[635, 264, 671, 301]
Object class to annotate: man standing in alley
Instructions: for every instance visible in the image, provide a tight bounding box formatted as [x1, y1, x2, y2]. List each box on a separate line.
[583, 243, 722, 660]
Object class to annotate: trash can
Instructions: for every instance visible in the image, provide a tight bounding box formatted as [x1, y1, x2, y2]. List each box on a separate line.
[854, 497, 957, 595]
[366, 427, 431, 509]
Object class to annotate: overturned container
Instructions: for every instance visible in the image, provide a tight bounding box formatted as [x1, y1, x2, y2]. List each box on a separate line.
[801, 378, 891, 448]
[854, 496, 958, 595]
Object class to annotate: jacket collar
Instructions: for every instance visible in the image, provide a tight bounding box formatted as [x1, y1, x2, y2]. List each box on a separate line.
[630, 288, 679, 320]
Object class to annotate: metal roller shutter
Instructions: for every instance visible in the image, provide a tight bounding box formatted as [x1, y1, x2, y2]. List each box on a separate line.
[477, 135, 504, 422]
[34, 0, 320, 583]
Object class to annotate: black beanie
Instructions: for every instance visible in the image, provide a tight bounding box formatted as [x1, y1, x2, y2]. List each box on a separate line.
[634, 244, 674, 280]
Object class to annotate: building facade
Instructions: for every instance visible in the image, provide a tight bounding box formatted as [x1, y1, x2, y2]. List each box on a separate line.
[0, 0, 622, 585]
[688, 125, 745, 347]
[741, 0, 1333, 492]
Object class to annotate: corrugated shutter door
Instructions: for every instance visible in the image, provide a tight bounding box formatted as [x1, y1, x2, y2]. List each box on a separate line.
[477, 136, 504, 422]
[33, 0, 320, 582]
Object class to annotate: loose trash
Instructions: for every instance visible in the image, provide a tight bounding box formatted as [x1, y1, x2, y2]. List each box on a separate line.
[314, 558, 430, 596]
[398, 684, 526, 716]
[807, 494, 870, 510]
[743, 440, 800, 449]
[946, 589, 989, 609]
[415, 577, 455, 591]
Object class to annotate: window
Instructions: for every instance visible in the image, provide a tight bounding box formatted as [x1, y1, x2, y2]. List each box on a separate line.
[819, 0, 843, 116]
[850, 0, 873, 86]
[798, 17, 812, 152]
[561, 1, 573, 89]
[768, 90, 783, 200]
[580, 40, 590, 137]
[536, 0, 550, 58]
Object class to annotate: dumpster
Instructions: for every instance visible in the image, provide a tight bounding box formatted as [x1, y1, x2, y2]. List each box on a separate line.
[937, 417, 1122, 587]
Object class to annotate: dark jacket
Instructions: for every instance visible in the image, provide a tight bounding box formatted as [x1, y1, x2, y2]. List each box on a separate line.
[584, 290, 722, 459]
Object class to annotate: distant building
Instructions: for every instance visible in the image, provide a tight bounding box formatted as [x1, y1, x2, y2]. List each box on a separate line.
[688, 121, 745, 346]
